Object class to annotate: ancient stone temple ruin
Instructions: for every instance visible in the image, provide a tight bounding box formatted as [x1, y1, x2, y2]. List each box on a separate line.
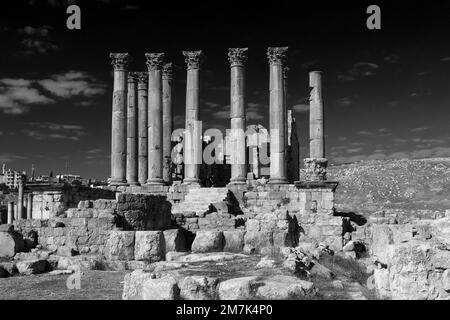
[1, 47, 351, 299]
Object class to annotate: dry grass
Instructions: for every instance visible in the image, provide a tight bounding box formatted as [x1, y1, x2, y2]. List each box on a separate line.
[0, 270, 127, 300]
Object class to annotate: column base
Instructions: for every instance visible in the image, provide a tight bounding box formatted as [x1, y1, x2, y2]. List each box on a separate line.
[109, 179, 128, 186]
[146, 178, 164, 185]
[228, 177, 247, 185]
[304, 158, 328, 181]
[128, 182, 140, 186]
[182, 178, 201, 187]
[268, 177, 288, 184]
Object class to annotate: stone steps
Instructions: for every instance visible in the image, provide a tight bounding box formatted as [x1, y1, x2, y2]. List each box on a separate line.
[171, 188, 229, 216]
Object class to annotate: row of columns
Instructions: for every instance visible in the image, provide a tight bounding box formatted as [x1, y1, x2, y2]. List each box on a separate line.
[109, 47, 325, 186]
[6, 191, 33, 224]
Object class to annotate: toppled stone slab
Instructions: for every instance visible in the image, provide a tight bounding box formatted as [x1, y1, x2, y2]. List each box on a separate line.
[105, 231, 135, 261]
[134, 231, 165, 262]
[179, 276, 219, 300]
[191, 231, 224, 253]
[0, 262, 17, 277]
[123, 270, 179, 300]
[0, 231, 25, 258]
[16, 259, 50, 275]
[51, 254, 103, 271]
[176, 252, 249, 263]
[218, 276, 259, 300]
[255, 275, 317, 299]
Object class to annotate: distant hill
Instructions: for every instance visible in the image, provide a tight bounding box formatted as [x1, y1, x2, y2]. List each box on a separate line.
[326, 158, 450, 218]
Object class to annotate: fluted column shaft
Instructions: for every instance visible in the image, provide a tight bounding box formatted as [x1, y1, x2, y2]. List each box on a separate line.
[17, 181, 24, 220]
[182, 51, 203, 185]
[162, 63, 174, 183]
[305, 71, 328, 181]
[26, 193, 32, 219]
[126, 72, 139, 185]
[109, 53, 130, 185]
[145, 53, 165, 185]
[267, 47, 288, 184]
[309, 71, 324, 158]
[137, 72, 148, 185]
[228, 48, 248, 184]
[7, 201, 13, 224]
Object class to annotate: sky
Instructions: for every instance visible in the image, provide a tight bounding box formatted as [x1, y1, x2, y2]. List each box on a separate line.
[0, 0, 449, 180]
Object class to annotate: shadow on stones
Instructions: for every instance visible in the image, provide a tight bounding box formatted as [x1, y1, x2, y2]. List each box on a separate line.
[334, 211, 367, 226]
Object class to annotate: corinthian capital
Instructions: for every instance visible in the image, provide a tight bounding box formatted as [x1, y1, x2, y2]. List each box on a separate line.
[136, 72, 148, 89]
[267, 47, 288, 65]
[183, 50, 203, 70]
[110, 53, 131, 71]
[128, 72, 138, 83]
[228, 48, 248, 67]
[145, 53, 165, 71]
[162, 62, 174, 80]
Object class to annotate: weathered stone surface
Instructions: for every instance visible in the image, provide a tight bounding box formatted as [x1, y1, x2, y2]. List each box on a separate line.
[123, 270, 180, 300]
[223, 230, 245, 253]
[16, 259, 50, 275]
[106, 231, 135, 261]
[179, 276, 219, 300]
[163, 229, 186, 252]
[256, 256, 276, 269]
[191, 231, 224, 253]
[165, 251, 189, 261]
[0, 232, 25, 258]
[56, 246, 79, 257]
[53, 254, 103, 271]
[255, 275, 317, 299]
[217, 276, 258, 300]
[116, 194, 172, 230]
[310, 261, 334, 279]
[0, 262, 17, 276]
[134, 231, 165, 262]
[243, 231, 273, 253]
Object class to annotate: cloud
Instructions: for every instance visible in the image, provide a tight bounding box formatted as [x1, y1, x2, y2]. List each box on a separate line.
[86, 148, 104, 154]
[338, 62, 379, 81]
[357, 130, 373, 136]
[246, 104, 265, 121]
[18, 25, 59, 55]
[0, 153, 26, 163]
[336, 97, 352, 106]
[24, 122, 86, 141]
[0, 71, 106, 114]
[173, 115, 185, 128]
[410, 126, 430, 132]
[0, 78, 54, 114]
[292, 104, 309, 113]
[301, 60, 318, 69]
[38, 71, 106, 98]
[440, 57, 450, 62]
[384, 54, 400, 64]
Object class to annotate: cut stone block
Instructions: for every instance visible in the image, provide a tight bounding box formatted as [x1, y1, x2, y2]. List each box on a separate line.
[163, 229, 186, 252]
[134, 231, 165, 262]
[191, 231, 224, 253]
[106, 231, 135, 261]
[223, 230, 245, 253]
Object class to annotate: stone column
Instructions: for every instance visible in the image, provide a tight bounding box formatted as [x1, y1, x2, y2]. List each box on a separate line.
[283, 66, 289, 174]
[228, 48, 248, 185]
[305, 71, 328, 181]
[137, 72, 148, 185]
[126, 72, 139, 185]
[26, 193, 32, 219]
[162, 63, 174, 184]
[267, 47, 288, 184]
[145, 53, 165, 185]
[17, 181, 24, 220]
[109, 53, 131, 185]
[7, 201, 14, 224]
[182, 51, 203, 186]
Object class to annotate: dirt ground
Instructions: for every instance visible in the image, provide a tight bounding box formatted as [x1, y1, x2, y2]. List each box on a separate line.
[0, 270, 127, 300]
